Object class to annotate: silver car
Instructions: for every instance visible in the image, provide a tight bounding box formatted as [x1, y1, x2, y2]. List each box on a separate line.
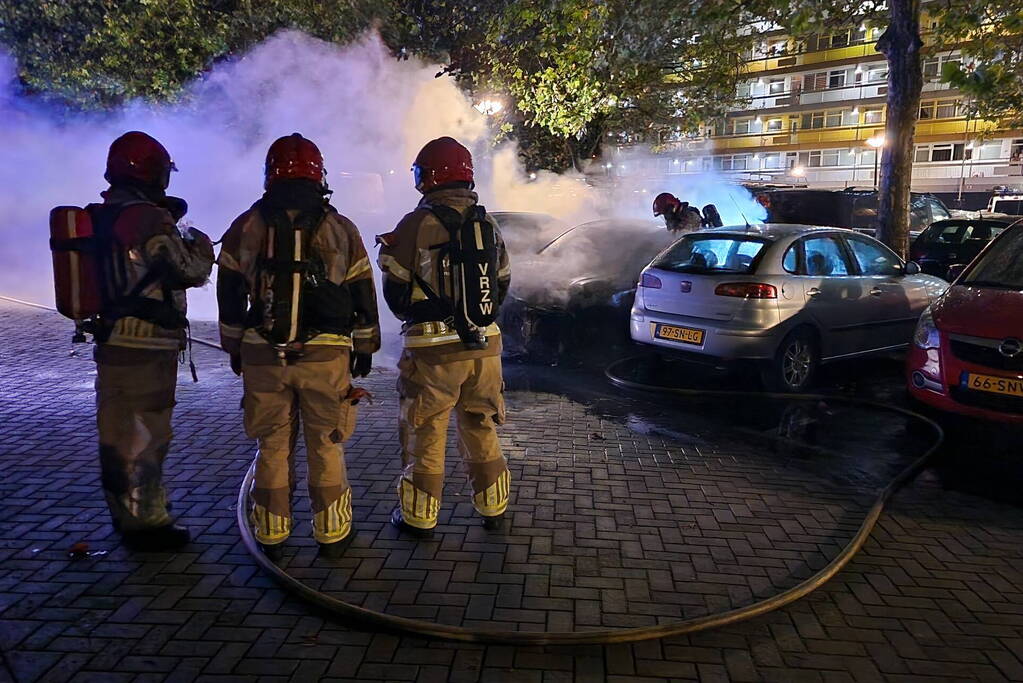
[630, 224, 948, 391]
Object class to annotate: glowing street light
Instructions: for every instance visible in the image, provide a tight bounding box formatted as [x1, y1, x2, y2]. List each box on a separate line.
[865, 134, 886, 186]
[473, 98, 504, 116]
[791, 165, 806, 178]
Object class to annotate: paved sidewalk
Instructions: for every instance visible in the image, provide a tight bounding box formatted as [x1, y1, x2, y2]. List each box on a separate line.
[1, 301, 1022, 682]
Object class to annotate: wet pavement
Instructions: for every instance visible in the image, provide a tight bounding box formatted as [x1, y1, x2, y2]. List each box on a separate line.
[2, 300, 1023, 682]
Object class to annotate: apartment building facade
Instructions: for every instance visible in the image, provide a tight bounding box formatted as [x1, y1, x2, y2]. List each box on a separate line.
[615, 24, 1023, 199]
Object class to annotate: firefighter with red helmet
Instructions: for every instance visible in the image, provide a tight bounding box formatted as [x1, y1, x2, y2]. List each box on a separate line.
[652, 192, 702, 233]
[217, 133, 380, 560]
[93, 131, 214, 550]
[377, 136, 512, 537]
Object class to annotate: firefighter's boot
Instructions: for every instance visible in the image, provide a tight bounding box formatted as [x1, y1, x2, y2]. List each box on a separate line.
[390, 506, 434, 538]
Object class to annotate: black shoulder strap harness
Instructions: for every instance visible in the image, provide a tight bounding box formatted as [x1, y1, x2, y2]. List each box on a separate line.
[253, 201, 335, 346]
[410, 204, 494, 350]
[86, 202, 188, 340]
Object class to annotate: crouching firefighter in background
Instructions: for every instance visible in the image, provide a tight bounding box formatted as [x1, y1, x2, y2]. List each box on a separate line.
[49, 131, 214, 551]
[652, 192, 723, 233]
[377, 136, 512, 537]
[217, 134, 380, 561]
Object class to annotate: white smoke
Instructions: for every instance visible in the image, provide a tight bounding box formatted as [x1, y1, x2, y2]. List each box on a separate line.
[1, 30, 766, 344]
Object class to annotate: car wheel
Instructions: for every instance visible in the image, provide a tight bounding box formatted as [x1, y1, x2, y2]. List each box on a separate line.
[762, 329, 819, 393]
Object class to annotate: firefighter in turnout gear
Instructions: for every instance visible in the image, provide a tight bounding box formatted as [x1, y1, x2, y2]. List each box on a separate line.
[217, 133, 380, 560]
[652, 192, 702, 233]
[377, 136, 512, 537]
[92, 131, 214, 551]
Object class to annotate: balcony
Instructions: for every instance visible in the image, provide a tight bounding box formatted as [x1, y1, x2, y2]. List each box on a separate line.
[711, 118, 1002, 152]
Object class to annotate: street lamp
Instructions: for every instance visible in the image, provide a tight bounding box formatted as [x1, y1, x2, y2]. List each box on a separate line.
[865, 134, 886, 187]
[473, 98, 504, 116]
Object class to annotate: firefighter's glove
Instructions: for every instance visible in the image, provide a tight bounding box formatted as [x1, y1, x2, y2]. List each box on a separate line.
[350, 352, 372, 378]
[230, 353, 242, 377]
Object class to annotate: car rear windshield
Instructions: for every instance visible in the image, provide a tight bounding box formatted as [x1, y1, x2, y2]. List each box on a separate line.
[962, 227, 1023, 290]
[918, 221, 1006, 245]
[651, 235, 769, 274]
[991, 199, 1023, 215]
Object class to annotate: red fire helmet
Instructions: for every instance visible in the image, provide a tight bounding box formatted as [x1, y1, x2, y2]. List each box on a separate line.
[265, 133, 326, 189]
[652, 192, 682, 217]
[105, 131, 176, 188]
[412, 136, 473, 193]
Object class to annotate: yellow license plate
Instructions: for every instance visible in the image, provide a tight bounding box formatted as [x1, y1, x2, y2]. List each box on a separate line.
[963, 373, 1023, 398]
[653, 323, 705, 346]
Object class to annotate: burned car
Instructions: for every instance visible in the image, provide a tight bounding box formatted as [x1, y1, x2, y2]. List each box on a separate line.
[491, 211, 568, 256]
[499, 218, 677, 363]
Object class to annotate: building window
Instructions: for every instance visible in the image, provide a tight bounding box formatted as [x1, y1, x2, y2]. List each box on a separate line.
[920, 99, 961, 119]
[1011, 139, 1023, 162]
[863, 107, 884, 124]
[767, 39, 789, 56]
[801, 109, 854, 130]
[732, 117, 752, 134]
[924, 54, 963, 80]
[713, 154, 753, 171]
[975, 141, 1003, 160]
[736, 81, 752, 99]
[915, 143, 970, 162]
[767, 77, 786, 95]
[804, 72, 828, 91]
[809, 149, 842, 167]
[765, 118, 784, 132]
[762, 152, 783, 169]
[828, 70, 847, 89]
[936, 99, 959, 118]
[866, 66, 888, 83]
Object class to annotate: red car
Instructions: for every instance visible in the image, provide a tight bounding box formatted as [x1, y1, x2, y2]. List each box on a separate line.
[907, 222, 1023, 423]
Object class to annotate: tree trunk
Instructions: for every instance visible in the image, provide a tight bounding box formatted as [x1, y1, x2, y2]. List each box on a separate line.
[876, 0, 924, 258]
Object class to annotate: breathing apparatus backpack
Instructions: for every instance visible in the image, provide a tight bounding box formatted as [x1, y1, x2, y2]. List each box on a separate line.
[49, 203, 186, 342]
[411, 204, 500, 350]
[253, 203, 353, 348]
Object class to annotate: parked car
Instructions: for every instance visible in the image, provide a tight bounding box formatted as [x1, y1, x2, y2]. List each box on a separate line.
[755, 188, 951, 233]
[987, 193, 1023, 216]
[500, 218, 675, 362]
[906, 222, 1023, 423]
[630, 224, 947, 391]
[910, 217, 1017, 278]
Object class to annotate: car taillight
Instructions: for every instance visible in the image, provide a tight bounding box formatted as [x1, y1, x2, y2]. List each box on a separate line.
[714, 282, 777, 299]
[640, 273, 662, 289]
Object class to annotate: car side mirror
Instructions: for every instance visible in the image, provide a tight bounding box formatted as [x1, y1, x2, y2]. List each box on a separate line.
[904, 261, 921, 276]
[946, 263, 966, 281]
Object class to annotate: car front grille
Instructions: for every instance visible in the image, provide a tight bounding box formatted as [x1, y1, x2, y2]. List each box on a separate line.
[949, 386, 1023, 415]
[950, 338, 1023, 372]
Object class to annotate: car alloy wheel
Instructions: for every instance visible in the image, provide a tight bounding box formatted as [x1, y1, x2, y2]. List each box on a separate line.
[782, 338, 813, 389]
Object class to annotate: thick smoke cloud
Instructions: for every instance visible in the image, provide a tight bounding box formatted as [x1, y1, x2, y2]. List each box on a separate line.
[1, 32, 488, 330]
[1, 29, 765, 346]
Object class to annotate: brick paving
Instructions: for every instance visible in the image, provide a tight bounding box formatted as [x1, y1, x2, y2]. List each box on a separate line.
[2, 300, 1022, 682]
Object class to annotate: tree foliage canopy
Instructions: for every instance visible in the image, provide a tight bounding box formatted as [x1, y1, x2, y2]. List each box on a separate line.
[0, 0, 1020, 169]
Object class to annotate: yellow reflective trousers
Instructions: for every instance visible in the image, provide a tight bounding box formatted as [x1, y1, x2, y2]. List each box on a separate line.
[242, 345, 356, 545]
[396, 350, 510, 529]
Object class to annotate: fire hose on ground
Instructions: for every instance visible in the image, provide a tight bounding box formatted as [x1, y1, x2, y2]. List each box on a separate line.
[2, 294, 945, 646]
